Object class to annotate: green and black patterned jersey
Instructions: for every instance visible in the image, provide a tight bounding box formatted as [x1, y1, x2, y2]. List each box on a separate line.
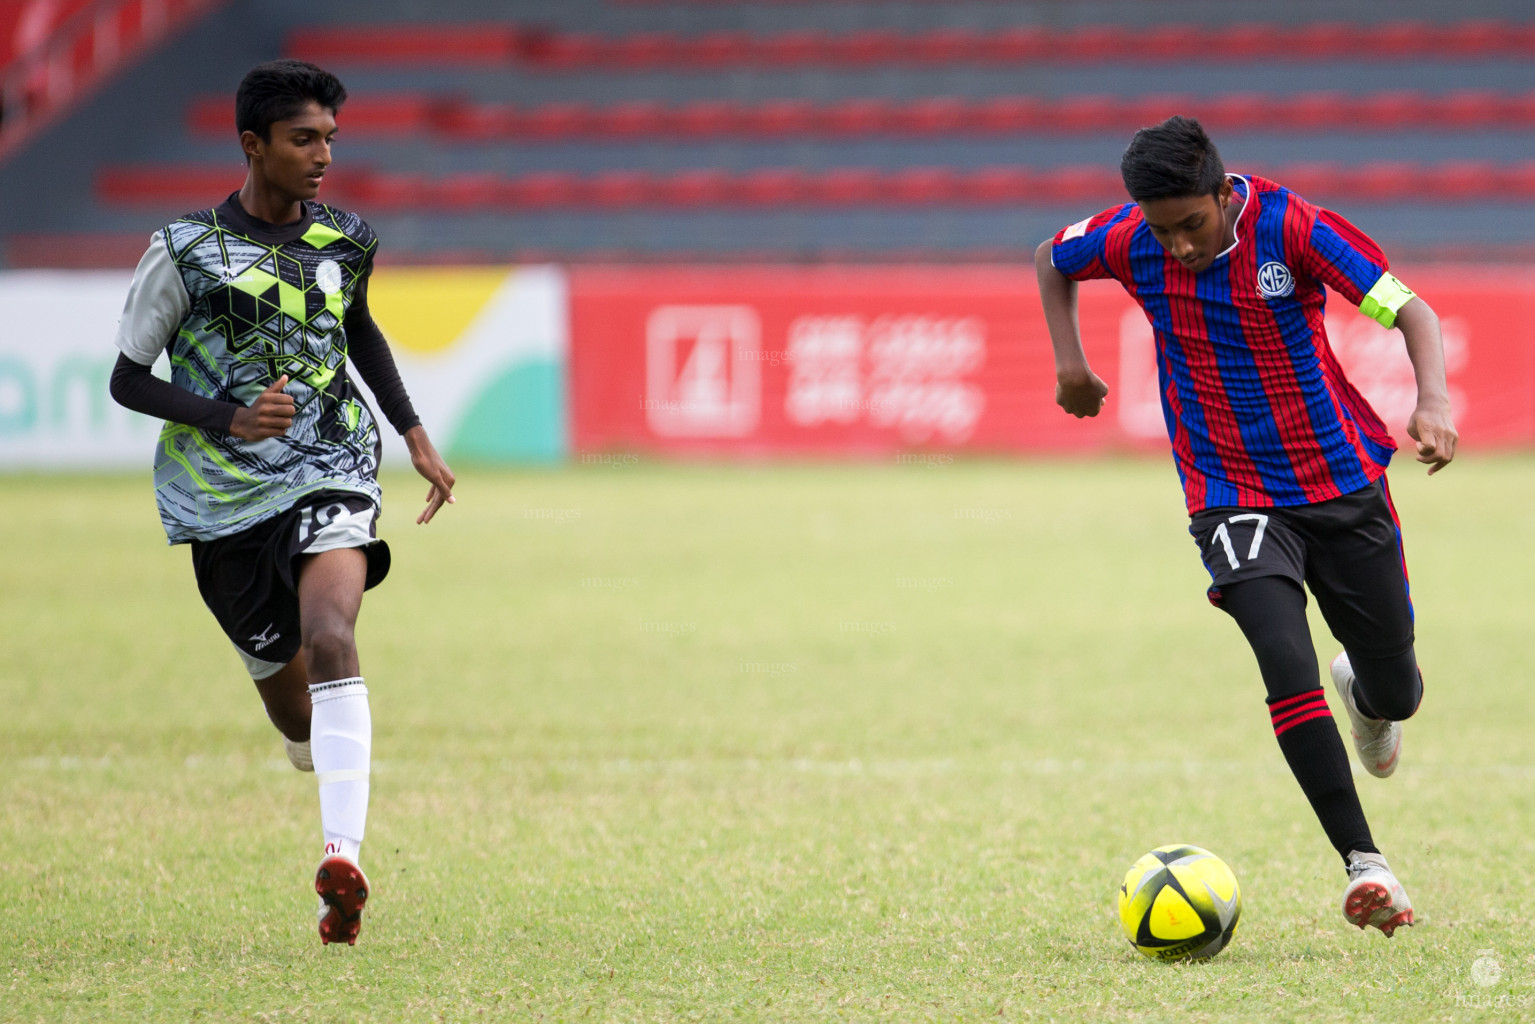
[116, 197, 385, 544]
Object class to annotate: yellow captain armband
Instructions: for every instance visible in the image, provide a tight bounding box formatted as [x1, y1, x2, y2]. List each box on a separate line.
[1358, 272, 1416, 329]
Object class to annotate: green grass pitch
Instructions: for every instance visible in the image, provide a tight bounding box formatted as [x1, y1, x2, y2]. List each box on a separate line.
[3, 456, 1533, 1022]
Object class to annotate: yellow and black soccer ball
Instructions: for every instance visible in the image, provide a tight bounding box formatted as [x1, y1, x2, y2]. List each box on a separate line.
[1118, 844, 1241, 961]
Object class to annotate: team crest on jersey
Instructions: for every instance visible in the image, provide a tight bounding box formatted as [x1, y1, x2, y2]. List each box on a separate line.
[1257, 261, 1295, 299]
[1062, 216, 1093, 241]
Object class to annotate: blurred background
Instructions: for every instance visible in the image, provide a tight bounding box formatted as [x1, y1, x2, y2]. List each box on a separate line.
[1, 0, 1532, 470]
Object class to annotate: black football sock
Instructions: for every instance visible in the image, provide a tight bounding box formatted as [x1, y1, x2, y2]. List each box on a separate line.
[1220, 576, 1378, 864]
[1268, 690, 1378, 861]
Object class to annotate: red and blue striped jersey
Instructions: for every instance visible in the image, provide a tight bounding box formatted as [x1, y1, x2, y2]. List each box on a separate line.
[1051, 175, 1397, 514]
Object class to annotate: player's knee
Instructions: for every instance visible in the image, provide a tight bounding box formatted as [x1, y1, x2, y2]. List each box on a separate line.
[302, 622, 357, 675]
[1349, 651, 1423, 721]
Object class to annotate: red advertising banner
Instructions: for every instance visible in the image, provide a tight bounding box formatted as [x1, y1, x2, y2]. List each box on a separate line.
[569, 265, 1535, 458]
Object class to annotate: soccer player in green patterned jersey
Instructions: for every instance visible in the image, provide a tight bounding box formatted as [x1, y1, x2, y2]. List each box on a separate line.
[109, 60, 455, 946]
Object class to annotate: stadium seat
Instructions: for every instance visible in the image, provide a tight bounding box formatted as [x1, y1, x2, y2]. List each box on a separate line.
[744, 100, 816, 135]
[885, 168, 959, 204]
[811, 169, 881, 204]
[595, 101, 666, 137]
[502, 172, 581, 208]
[670, 101, 738, 136]
[586, 170, 653, 207]
[658, 170, 732, 206]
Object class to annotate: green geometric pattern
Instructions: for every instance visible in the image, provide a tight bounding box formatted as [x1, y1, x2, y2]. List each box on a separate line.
[150, 202, 385, 544]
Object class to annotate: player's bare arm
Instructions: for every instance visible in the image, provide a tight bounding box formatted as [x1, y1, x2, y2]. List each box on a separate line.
[1392, 297, 1458, 474]
[1035, 238, 1109, 417]
[404, 425, 455, 524]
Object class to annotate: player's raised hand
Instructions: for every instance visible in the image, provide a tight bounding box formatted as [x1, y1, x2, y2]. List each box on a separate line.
[229, 374, 296, 440]
[404, 425, 456, 524]
[1407, 399, 1458, 475]
[1056, 367, 1110, 418]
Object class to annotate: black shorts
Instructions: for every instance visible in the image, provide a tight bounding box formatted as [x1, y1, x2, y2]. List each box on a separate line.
[189, 492, 391, 669]
[1188, 477, 1414, 659]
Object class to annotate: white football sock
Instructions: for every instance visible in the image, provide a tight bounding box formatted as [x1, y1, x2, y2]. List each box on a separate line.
[309, 677, 370, 864]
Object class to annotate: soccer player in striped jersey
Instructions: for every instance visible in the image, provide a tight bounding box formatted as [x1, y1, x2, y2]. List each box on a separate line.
[109, 60, 456, 945]
[1036, 116, 1457, 937]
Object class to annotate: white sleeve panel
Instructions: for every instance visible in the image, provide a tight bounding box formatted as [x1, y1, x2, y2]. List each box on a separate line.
[114, 234, 190, 365]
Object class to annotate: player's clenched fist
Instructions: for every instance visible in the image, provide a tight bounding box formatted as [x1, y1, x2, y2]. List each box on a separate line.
[229, 374, 296, 440]
[1056, 368, 1109, 418]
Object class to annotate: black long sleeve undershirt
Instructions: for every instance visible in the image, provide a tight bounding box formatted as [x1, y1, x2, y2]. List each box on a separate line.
[344, 274, 421, 435]
[109, 271, 421, 436]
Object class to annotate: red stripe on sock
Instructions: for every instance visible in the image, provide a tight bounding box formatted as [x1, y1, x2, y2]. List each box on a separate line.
[1269, 688, 1326, 714]
[1272, 698, 1330, 729]
[1273, 707, 1334, 736]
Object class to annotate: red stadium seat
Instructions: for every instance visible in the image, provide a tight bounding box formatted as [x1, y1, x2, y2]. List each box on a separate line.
[1191, 93, 1268, 132]
[960, 167, 1034, 204]
[606, 31, 677, 68]
[1127, 94, 1197, 129]
[659, 170, 732, 206]
[334, 94, 435, 136]
[438, 102, 517, 140]
[1054, 25, 1137, 62]
[682, 31, 751, 67]
[436, 173, 501, 209]
[1272, 92, 1348, 130]
[811, 168, 881, 204]
[884, 167, 959, 204]
[522, 32, 605, 69]
[1503, 162, 1535, 198]
[585, 171, 654, 206]
[744, 100, 816, 135]
[1432, 91, 1503, 128]
[1367, 21, 1434, 58]
[1347, 163, 1419, 201]
[503, 172, 580, 208]
[978, 27, 1048, 63]
[594, 101, 666, 137]
[1282, 23, 1353, 60]
[288, 25, 517, 64]
[187, 96, 227, 136]
[98, 166, 243, 205]
[1349, 91, 1425, 130]
[1045, 95, 1122, 133]
[520, 103, 592, 139]
[1137, 24, 1207, 60]
[343, 172, 426, 210]
[1420, 161, 1498, 199]
[1215, 24, 1277, 61]
[1502, 93, 1535, 126]
[894, 97, 966, 135]
[906, 29, 984, 64]
[757, 31, 823, 65]
[669, 101, 738, 136]
[823, 30, 902, 64]
[969, 97, 1045, 133]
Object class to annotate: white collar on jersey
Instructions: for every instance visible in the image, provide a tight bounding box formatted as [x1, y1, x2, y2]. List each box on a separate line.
[1213, 174, 1251, 262]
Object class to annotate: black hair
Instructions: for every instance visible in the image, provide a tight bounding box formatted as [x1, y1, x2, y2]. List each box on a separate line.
[1119, 115, 1226, 203]
[235, 59, 347, 141]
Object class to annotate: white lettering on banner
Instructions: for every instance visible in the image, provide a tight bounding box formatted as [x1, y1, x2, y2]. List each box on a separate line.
[645, 305, 761, 437]
[785, 314, 986, 443]
[0, 272, 165, 467]
[1325, 311, 1468, 428]
[1117, 304, 1470, 443]
[1118, 308, 1164, 439]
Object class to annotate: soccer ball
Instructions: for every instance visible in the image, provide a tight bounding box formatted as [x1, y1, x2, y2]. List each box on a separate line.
[1118, 844, 1241, 961]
